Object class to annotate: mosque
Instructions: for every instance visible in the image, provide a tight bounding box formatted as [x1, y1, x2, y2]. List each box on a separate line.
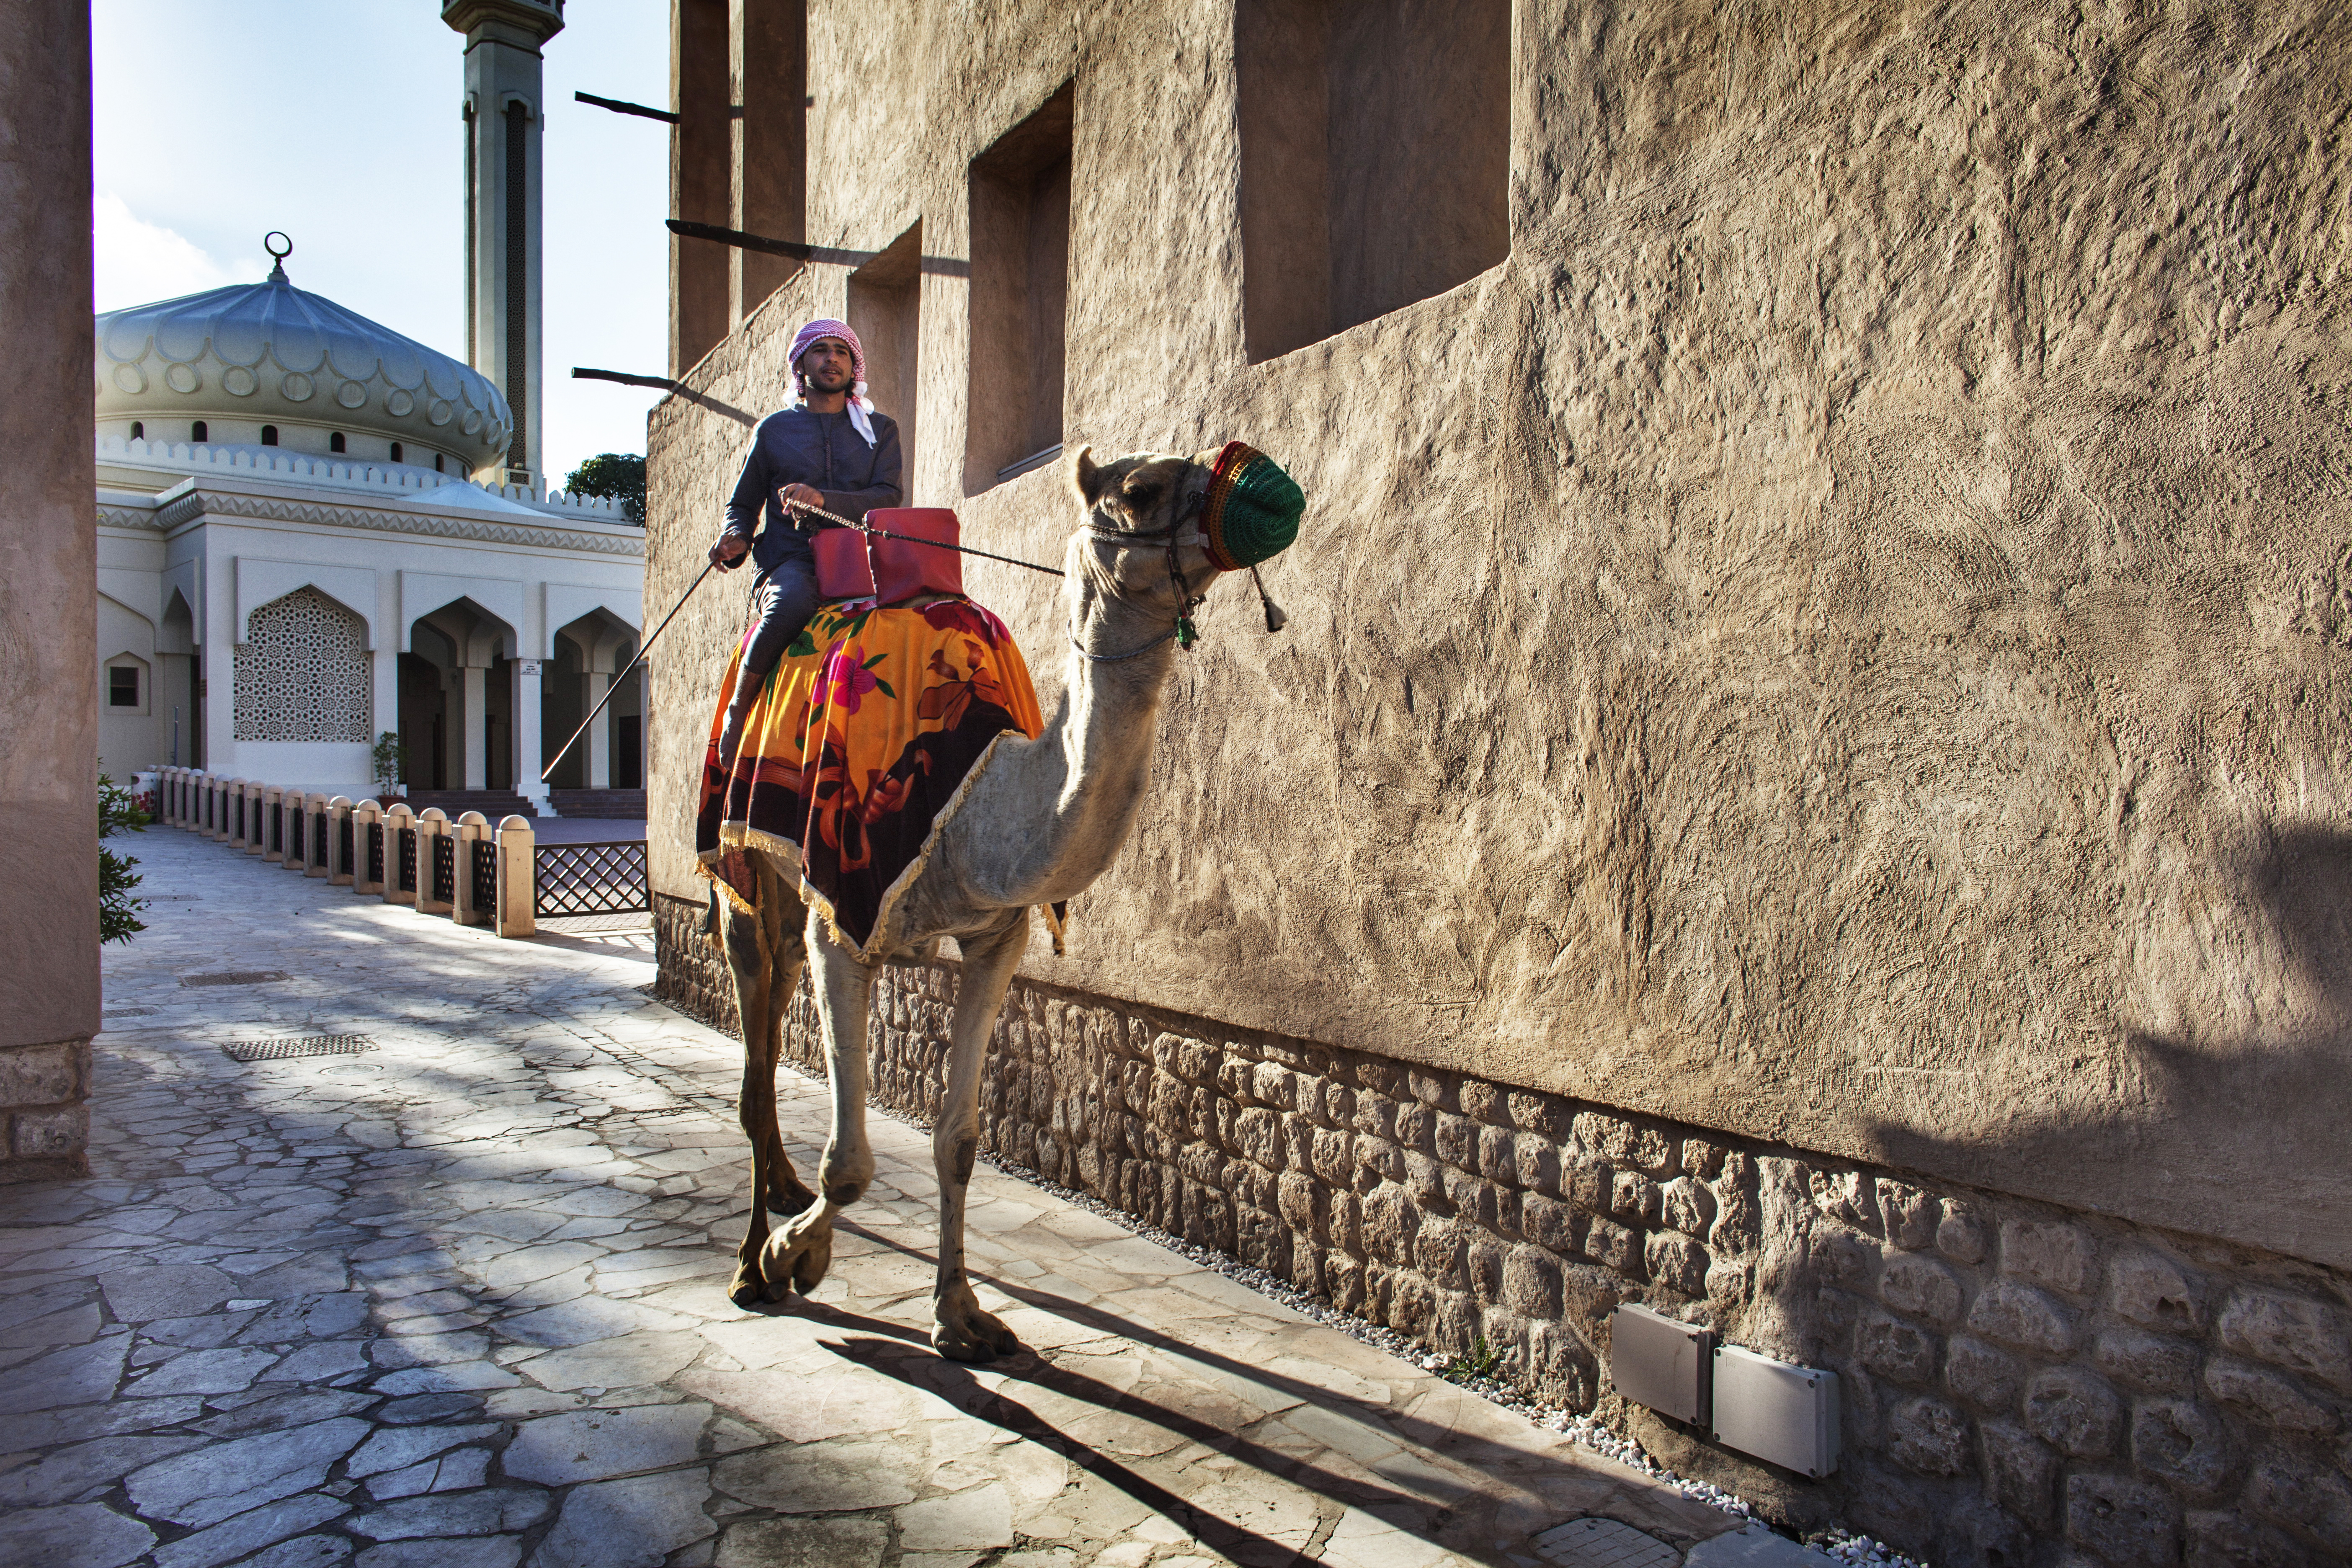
[89, 0, 644, 816]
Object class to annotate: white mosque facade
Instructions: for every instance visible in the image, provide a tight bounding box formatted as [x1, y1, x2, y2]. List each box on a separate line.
[92, 261, 647, 814]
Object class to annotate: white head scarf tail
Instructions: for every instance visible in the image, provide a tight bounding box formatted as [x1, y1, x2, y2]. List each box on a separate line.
[787, 318, 878, 449]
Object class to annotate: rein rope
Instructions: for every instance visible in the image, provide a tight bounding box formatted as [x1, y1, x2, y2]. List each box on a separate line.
[759, 494, 1277, 663]
[781, 499, 1065, 577]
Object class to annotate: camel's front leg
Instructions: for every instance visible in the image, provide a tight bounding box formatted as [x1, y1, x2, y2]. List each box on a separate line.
[756, 917, 879, 1297]
[750, 877, 817, 1221]
[931, 914, 1028, 1362]
[718, 875, 792, 1308]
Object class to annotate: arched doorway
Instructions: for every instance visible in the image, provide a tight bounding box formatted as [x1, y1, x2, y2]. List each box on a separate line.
[403, 597, 518, 797]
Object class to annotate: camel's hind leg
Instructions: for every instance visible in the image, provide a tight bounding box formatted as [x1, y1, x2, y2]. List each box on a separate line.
[929, 913, 1028, 1362]
[754, 914, 879, 1297]
[717, 859, 815, 1309]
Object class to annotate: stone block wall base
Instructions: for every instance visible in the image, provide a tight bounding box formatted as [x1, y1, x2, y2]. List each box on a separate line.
[0, 1152, 90, 1183]
[0, 1036, 91, 1180]
[653, 924, 2352, 1566]
[652, 893, 740, 1037]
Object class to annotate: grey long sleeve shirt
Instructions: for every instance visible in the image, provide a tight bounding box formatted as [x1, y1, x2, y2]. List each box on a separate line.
[722, 405, 904, 573]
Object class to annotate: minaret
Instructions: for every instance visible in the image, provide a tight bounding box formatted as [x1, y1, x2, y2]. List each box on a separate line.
[444, 0, 564, 490]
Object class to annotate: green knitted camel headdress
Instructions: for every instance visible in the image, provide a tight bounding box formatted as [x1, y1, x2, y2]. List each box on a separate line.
[1199, 441, 1304, 572]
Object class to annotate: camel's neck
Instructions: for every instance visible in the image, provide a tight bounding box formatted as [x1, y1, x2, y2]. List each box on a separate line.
[957, 569, 1179, 909]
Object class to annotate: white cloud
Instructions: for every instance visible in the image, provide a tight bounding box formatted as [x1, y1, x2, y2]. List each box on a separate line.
[93, 194, 260, 312]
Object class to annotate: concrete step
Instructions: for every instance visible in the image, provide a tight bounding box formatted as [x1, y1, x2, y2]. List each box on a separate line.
[402, 789, 536, 820]
[548, 789, 647, 819]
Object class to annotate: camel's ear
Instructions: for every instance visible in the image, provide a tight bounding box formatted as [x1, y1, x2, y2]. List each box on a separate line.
[1070, 444, 1106, 507]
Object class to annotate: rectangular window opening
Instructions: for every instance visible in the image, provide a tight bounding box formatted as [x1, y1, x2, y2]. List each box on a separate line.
[670, 0, 733, 374]
[731, 0, 806, 326]
[1238, 0, 1510, 363]
[108, 665, 140, 709]
[848, 221, 922, 499]
[966, 83, 1073, 494]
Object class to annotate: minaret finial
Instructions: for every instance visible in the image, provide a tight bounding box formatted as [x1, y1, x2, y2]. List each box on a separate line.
[264, 231, 292, 283]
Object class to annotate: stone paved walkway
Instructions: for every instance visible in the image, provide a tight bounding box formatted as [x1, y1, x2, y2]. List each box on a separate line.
[0, 828, 1748, 1568]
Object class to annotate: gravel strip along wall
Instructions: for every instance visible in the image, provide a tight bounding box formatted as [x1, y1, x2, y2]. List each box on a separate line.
[655, 899, 2352, 1565]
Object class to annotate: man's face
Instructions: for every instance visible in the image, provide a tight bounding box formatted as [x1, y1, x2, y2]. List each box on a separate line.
[798, 337, 854, 392]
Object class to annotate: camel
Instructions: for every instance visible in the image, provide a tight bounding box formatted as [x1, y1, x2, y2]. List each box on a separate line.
[713, 443, 1257, 1361]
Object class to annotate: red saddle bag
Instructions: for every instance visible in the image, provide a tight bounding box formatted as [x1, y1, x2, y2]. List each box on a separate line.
[866, 508, 964, 603]
[811, 527, 876, 600]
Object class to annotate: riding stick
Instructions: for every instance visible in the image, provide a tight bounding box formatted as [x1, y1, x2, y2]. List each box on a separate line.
[541, 561, 714, 783]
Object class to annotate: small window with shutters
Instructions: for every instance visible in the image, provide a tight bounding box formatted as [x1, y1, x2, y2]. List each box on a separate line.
[108, 665, 139, 708]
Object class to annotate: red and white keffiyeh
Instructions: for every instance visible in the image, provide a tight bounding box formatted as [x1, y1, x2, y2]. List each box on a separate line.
[788, 318, 877, 448]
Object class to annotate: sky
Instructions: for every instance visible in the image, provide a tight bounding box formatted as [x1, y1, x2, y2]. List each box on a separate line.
[93, 0, 673, 487]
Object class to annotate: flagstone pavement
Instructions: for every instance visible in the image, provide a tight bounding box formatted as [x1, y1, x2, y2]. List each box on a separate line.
[0, 827, 1754, 1568]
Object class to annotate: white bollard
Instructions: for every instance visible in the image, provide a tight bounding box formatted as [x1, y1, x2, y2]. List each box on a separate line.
[494, 815, 535, 938]
[326, 797, 354, 885]
[351, 799, 385, 896]
[382, 802, 418, 905]
[452, 811, 491, 927]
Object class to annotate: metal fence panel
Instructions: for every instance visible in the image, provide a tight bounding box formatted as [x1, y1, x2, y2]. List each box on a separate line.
[471, 838, 496, 915]
[397, 828, 418, 893]
[432, 834, 456, 904]
[534, 840, 650, 917]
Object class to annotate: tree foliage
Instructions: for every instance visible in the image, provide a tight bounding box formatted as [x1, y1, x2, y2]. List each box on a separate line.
[564, 452, 646, 523]
[99, 768, 149, 945]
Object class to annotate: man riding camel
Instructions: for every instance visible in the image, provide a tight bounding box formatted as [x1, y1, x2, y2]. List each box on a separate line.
[709, 318, 904, 763]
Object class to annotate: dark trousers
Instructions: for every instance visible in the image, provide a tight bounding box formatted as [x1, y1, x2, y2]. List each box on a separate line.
[738, 556, 821, 685]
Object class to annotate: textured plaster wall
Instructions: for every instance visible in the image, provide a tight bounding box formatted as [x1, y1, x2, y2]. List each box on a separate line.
[0, 0, 98, 1177]
[648, 0, 2352, 1271]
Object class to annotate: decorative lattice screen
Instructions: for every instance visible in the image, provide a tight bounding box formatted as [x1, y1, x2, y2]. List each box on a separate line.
[233, 586, 371, 742]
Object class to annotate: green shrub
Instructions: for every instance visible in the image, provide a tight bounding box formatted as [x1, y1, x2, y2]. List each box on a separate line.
[99, 767, 149, 945]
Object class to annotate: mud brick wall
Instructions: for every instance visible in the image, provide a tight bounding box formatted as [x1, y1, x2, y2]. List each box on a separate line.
[656, 908, 2351, 1566]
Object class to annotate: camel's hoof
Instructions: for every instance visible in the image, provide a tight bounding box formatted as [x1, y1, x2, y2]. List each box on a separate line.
[933, 1309, 1020, 1364]
[760, 1218, 834, 1297]
[728, 1263, 766, 1310]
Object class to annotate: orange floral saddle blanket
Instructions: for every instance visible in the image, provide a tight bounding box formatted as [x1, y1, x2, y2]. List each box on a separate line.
[695, 596, 1056, 958]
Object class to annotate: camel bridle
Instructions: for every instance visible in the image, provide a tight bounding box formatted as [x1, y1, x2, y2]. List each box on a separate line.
[1073, 477, 1212, 663]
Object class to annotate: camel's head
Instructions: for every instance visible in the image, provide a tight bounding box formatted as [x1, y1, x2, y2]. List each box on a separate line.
[1066, 445, 1224, 609]
[1068, 444, 1300, 645]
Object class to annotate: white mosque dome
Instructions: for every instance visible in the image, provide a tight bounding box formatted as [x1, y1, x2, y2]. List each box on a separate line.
[95, 253, 512, 470]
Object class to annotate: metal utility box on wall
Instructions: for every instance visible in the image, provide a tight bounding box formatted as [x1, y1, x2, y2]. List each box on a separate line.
[1609, 1304, 1714, 1424]
[1712, 1344, 1840, 1477]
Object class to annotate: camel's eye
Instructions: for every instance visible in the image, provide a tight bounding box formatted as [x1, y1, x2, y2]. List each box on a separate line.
[1124, 482, 1160, 508]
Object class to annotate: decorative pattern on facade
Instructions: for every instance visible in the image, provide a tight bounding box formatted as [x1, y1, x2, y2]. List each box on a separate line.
[233, 587, 371, 742]
[160, 488, 645, 556]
